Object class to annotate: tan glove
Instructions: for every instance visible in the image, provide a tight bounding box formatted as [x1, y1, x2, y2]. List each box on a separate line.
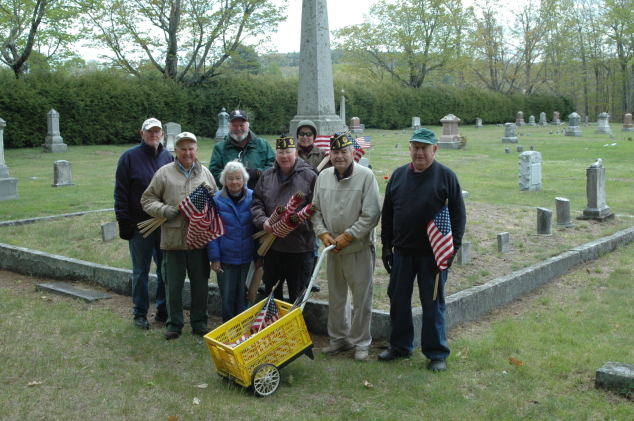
[163, 205, 180, 219]
[319, 232, 337, 248]
[334, 232, 354, 252]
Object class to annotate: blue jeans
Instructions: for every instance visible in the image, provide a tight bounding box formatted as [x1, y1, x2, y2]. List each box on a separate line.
[129, 227, 166, 317]
[387, 251, 450, 359]
[216, 262, 250, 322]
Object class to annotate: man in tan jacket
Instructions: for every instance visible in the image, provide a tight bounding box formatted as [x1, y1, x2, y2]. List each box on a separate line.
[311, 133, 381, 361]
[142, 132, 218, 340]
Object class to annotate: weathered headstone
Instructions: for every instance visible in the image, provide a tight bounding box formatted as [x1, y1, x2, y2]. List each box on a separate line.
[553, 111, 561, 125]
[595, 362, 634, 393]
[214, 108, 229, 142]
[456, 241, 471, 265]
[539, 112, 548, 127]
[505, 148, 510, 154]
[350, 117, 362, 134]
[475, 118, 482, 129]
[530, 145, 535, 151]
[528, 115, 536, 126]
[621, 113, 634, 132]
[0, 118, 18, 201]
[437, 114, 461, 149]
[101, 222, 118, 242]
[41, 109, 68, 153]
[578, 159, 612, 220]
[395, 143, 401, 149]
[516, 111, 525, 126]
[359, 157, 370, 168]
[555, 197, 574, 228]
[289, 0, 344, 136]
[518, 151, 542, 191]
[497, 232, 510, 254]
[502, 123, 518, 143]
[164, 122, 181, 151]
[340, 89, 346, 128]
[517, 145, 524, 152]
[584, 115, 590, 127]
[412, 116, 420, 130]
[52, 160, 75, 187]
[594, 112, 611, 135]
[565, 112, 583, 137]
[536, 207, 552, 235]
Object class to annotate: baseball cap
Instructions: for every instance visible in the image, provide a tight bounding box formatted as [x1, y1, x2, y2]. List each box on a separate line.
[142, 118, 162, 131]
[175, 132, 197, 146]
[229, 110, 248, 122]
[410, 128, 437, 145]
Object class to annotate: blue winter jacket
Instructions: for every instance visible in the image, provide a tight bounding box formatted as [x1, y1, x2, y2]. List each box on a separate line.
[207, 187, 257, 265]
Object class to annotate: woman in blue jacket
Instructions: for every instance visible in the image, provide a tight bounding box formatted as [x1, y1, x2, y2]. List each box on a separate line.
[207, 161, 257, 322]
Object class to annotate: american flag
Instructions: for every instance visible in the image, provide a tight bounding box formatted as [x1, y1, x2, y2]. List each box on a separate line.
[250, 294, 280, 334]
[426, 205, 454, 271]
[355, 136, 371, 149]
[179, 184, 225, 249]
[314, 134, 365, 162]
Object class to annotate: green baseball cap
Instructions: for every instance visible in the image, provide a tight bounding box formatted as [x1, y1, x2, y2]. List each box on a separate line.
[410, 128, 437, 145]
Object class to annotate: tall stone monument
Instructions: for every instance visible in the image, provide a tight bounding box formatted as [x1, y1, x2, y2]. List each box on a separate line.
[289, 0, 344, 137]
[339, 89, 346, 129]
[502, 122, 518, 143]
[163, 122, 181, 151]
[621, 113, 634, 132]
[578, 159, 613, 221]
[0, 118, 18, 200]
[565, 112, 583, 137]
[41, 109, 68, 153]
[215, 108, 230, 142]
[437, 114, 461, 149]
[518, 151, 542, 191]
[595, 112, 612, 135]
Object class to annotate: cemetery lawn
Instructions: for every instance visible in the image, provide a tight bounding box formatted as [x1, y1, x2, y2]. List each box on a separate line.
[1, 242, 633, 420]
[1, 126, 633, 307]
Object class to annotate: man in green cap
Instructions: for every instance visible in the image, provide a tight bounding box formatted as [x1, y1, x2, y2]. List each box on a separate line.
[379, 128, 466, 371]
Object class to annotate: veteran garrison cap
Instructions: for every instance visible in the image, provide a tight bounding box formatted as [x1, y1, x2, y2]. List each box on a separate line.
[410, 128, 437, 145]
[276, 134, 296, 149]
[330, 131, 354, 150]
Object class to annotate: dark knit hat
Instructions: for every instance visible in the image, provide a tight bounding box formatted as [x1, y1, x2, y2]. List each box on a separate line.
[330, 131, 353, 150]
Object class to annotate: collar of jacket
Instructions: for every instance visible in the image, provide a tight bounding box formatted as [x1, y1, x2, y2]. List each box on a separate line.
[219, 185, 248, 200]
[224, 131, 255, 149]
[140, 139, 165, 157]
[172, 159, 202, 175]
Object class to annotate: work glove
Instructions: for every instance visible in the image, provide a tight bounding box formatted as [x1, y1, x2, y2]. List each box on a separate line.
[163, 206, 180, 220]
[446, 254, 455, 270]
[334, 232, 354, 252]
[318, 232, 337, 249]
[246, 167, 260, 181]
[382, 244, 393, 274]
[118, 220, 135, 241]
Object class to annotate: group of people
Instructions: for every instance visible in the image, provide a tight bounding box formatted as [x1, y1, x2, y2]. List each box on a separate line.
[114, 112, 465, 371]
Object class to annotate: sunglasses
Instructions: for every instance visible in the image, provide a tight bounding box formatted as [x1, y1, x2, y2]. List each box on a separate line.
[298, 132, 314, 137]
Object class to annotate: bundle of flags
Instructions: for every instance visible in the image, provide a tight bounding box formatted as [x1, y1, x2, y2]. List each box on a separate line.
[179, 183, 225, 249]
[250, 293, 280, 334]
[427, 203, 454, 301]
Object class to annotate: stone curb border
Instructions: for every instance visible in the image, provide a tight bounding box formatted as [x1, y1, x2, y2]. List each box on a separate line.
[0, 209, 114, 228]
[1, 225, 633, 344]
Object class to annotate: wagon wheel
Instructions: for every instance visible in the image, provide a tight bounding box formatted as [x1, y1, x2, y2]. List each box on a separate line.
[252, 363, 280, 397]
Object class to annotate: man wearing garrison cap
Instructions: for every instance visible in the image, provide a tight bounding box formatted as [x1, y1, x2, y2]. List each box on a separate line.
[311, 132, 381, 361]
[251, 135, 318, 304]
[379, 128, 466, 372]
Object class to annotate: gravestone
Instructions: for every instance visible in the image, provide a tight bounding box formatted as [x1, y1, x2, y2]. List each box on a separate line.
[359, 157, 370, 168]
[505, 148, 510, 154]
[350, 117, 363, 134]
[517, 145, 523, 152]
[289, 0, 344, 136]
[340, 89, 346, 128]
[553, 111, 561, 125]
[595, 112, 611, 135]
[565, 112, 583, 137]
[621, 113, 634, 132]
[52, 160, 75, 187]
[438, 114, 461, 149]
[502, 123, 518, 143]
[528, 115, 536, 126]
[518, 151, 542, 191]
[555, 197, 574, 228]
[475, 118, 482, 129]
[0, 118, 18, 200]
[584, 115, 589, 127]
[164, 122, 181, 151]
[101, 222, 118, 242]
[214, 108, 229, 142]
[516, 111, 525, 126]
[497, 232, 510, 254]
[456, 241, 471, 265]
[412, 117, 420, 130]
[395, 143, 401, 149]
[41, 109, 68, 153]
[595, 362, 634, 393]
[578, 159, 612, 220]
[530, 145, 534, 151]
[536, 207, 552, 235]
[539, 112, 547, 127]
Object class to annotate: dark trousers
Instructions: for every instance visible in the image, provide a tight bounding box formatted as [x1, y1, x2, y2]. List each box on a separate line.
[263, 249, 312, 304]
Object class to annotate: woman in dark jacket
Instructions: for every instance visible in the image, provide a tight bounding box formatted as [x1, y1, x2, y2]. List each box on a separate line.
[207, 161, 257, 322]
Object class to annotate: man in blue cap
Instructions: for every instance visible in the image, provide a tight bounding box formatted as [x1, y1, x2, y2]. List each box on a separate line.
[379, 128, 466, 371]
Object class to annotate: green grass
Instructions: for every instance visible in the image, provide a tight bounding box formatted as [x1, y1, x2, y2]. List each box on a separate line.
[2, 243, 633, 419]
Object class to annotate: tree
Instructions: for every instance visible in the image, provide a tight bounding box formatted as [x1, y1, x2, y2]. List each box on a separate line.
[83, 0, 285, 86]
[0, 0, 82, 79]
[333, 0, 466, 88]
[603, 0, 634, 113]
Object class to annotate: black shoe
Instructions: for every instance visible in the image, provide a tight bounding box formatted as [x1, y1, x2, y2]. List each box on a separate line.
[134, 316, 149, 330]
[164, 331, 181, 340]
[311, 284, 321, 293]
[154, 310, 168, 323]
[377, 347, 411, 362]
[429, 358, 447, 372]
[192, 328, 211, 336]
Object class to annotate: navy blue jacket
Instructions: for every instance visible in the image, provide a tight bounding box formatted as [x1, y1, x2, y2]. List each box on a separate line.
[114, 140, 174, 225]
[207, 188, 257, 265]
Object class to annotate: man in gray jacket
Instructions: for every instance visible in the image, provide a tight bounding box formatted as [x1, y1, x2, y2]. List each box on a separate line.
[311, 132, 381, 361]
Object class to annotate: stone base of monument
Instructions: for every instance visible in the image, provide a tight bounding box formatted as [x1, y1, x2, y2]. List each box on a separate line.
[577, 213, 615, 222]
[42, 143, 68, 153]
[595, 362, 634, 393]
[595, 128, 612, 135]
[437, 141, 460, 149]
[0, 177, 19, 200]
[565, 127, 583, 136]
[502, 137, 518, 143]
[351, 128, 364, 134]
[621, 127, 634, 132]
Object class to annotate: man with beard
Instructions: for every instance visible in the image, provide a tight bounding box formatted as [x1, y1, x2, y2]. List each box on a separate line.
[209, 110, 275, 190]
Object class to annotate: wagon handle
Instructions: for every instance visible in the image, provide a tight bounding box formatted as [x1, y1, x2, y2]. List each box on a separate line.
[301, 244, 336, 311]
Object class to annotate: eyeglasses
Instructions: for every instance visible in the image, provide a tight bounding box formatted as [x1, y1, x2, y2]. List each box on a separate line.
[298, 132, 314, 137]
[276, 149, 296, 156]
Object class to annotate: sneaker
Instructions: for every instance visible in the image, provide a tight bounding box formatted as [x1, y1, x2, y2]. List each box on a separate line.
[429, 358, 447, 372]
[321, 341, 354, 356]
[164, 331, 181, 340]
[377, 347, 412, 362]
[154, 310, 168, 323]
[134, 315, 149, 330]
[354, 347, 369, 361]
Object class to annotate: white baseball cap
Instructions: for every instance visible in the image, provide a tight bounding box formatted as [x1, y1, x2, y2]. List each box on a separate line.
[175, 132, 197, 146]
[141, 118, 162, 131]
